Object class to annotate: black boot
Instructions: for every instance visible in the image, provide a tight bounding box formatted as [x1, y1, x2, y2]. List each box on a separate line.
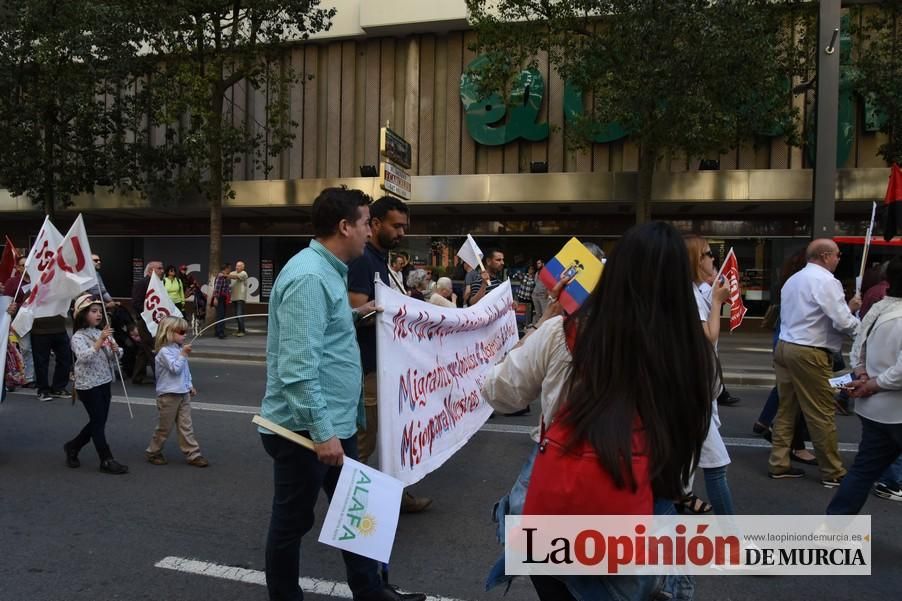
[63, 443, 80, 468]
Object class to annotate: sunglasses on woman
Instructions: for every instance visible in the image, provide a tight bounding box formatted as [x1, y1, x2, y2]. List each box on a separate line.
[702, 250, 715, 259]
[174, 329, 187, 335]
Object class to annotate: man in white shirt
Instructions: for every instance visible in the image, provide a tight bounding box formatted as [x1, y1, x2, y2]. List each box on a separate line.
[769, 239, 861, 486]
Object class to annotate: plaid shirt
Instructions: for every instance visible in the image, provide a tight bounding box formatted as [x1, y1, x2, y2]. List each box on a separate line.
[213, 274, 230, 299]
[517, 273, 536, 302]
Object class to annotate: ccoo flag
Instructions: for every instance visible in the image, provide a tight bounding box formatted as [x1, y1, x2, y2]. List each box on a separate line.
[141, 271, 183, 337]
[12, 215, 98, 336]
[0, 236, 20, 285]
[883, 163, 902, 242]
[715, 247, 748, 332]
[538, 238, 604, 315]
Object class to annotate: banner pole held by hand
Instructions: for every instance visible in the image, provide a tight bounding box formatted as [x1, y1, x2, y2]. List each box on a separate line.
[252, 414, 315, 451]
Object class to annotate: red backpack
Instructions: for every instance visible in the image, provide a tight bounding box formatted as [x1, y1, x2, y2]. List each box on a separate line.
[523, 317, 653, 516]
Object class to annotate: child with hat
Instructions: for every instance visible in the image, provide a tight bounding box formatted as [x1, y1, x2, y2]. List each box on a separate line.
[64, 294, 128, 474]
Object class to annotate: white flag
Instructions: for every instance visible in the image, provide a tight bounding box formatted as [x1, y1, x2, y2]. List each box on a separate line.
[318, 457, 404, 563]
[456, 234, 484, 271]
[12, 215, 97, 336]
[141, 271, 183, 337]
[24, 216, 63, 284]
[0, 297, 10, 393]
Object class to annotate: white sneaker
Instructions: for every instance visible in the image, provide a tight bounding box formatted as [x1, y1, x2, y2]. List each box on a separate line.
[873, 482, 902, 502]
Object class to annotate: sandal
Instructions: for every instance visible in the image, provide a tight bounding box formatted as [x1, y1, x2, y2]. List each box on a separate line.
[791, 450, 818, 466]
[676, 494, 712, 514]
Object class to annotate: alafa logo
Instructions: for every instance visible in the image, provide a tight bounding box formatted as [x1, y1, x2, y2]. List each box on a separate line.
[338, 470, 374, 541]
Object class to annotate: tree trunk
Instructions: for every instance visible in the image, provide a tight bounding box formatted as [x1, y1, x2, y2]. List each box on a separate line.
[635, 144, 656, 224]
[205, 88, 225, 328]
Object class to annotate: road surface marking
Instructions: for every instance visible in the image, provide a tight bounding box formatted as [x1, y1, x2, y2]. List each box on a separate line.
[154, 556, 468, 601]
[7, 391, 859, 452]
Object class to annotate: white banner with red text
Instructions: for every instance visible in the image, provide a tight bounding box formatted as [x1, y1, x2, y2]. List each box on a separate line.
[142, 271, 183, 337]
[715, 247, 748, 332]
[505, 515, 871, 576]
[375, 279, 518, 486]
[12, 215, 97, 336]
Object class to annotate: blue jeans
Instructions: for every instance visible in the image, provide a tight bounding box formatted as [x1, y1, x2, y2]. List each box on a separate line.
[233, 300, 246, 333]
[215, 298, 226, 337]
[827, 417, 902, 515]
[703, 465, 736, 515]
[878, 456, 902, 486]
[261, 432, 382, 601]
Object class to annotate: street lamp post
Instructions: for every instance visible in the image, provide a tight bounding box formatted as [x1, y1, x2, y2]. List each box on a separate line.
[812, 0, 842, 238]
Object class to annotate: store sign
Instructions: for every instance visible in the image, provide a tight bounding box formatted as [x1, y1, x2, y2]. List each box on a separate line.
[380, 161, 411, 200]
[380, 126, 412, 169]
[461, 44, 887, 168]
[459, 54, 624, 147]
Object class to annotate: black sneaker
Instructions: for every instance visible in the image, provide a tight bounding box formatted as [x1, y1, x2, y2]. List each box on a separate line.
[99, 459, 129, 475]
[37, 391, 53, 402]
[63, 443, 80, 468]
[768, 468, 805, 479]
[821, 476, 843, 488]
[50, 389, 70, 398]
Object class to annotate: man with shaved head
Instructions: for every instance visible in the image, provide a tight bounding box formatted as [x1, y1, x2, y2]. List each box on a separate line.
[769, 238, 861, 487]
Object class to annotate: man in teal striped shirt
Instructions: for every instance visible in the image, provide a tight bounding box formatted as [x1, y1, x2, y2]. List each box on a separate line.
[259, 187, 425, 601]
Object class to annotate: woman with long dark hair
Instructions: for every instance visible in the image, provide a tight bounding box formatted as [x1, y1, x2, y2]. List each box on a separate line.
[483, 222, 714, 600]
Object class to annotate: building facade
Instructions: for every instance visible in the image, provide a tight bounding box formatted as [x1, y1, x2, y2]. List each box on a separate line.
[1, 1, 898, 315]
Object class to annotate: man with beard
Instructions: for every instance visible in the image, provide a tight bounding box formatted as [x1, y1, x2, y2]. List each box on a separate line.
[347, 196, 432, 513]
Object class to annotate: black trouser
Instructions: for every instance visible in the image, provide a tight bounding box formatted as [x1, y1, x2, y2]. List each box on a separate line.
[260, 432, 382, 601]
[66, 383, 113, 461]
[31, 332, 72, 393]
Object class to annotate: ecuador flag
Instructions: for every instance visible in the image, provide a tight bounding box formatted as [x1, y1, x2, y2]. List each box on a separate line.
[538, 238, 604, 315]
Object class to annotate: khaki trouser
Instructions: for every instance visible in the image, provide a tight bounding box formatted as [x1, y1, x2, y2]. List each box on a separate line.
[769, 341, 846, 479]
[356, 372, 379, 465]
[146, 393, 201, 460]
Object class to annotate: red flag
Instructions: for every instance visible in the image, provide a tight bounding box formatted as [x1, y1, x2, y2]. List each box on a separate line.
[717, 248, 748, 332]
[0, 235, 20, 285]
[883, 163, 902, 242]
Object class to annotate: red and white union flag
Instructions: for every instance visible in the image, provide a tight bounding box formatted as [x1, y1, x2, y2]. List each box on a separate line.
[719, 248, 748, 332]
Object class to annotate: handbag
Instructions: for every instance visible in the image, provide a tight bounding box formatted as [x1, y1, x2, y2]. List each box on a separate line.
[524, 415, 653, 516]
[761, 303, 779, 330]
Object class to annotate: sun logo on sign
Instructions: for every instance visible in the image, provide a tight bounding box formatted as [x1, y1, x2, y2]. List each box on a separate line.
[358, 515, 377, 537]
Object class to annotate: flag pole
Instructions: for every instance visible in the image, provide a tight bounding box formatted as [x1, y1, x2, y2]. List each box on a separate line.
[99, 299, 133, 419]
[188, 313, 268, 345]
[857, 201, 877, 294]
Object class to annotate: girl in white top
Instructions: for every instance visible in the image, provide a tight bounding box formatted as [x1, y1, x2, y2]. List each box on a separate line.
[64, 294, 127, 475]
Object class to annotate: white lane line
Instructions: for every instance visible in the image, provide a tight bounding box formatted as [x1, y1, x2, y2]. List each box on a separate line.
[13, 391, 858, 452]
[729, 347, 772, 354]
[154, 556, 469, 601]
[482, 423, 859, 452]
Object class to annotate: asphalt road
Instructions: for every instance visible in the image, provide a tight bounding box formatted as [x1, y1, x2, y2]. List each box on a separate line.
[1, 361, 899, 601]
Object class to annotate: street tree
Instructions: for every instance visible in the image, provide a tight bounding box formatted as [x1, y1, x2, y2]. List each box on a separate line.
[854, 1, 902, 165]
[0, 0, 143, 221]
[465, 0, 812, 222]
[129, 1, 334, 302]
